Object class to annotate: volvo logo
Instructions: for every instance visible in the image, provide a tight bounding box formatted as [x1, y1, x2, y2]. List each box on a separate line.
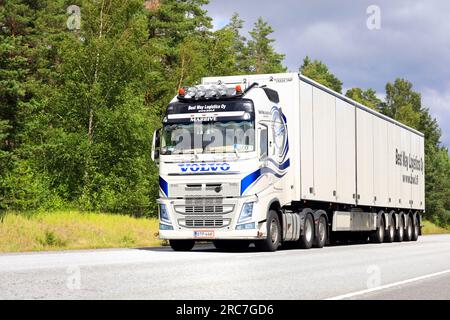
[178, 163, 231, 173]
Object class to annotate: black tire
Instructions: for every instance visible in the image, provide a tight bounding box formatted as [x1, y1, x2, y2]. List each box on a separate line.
[299, 214, 314, 249]
[411, 214, 420, 241]
[169, 240, 195, 251]
[395, 214, 404, 242]
[385, 215, 395, 243]
[213, 240, 249, 251]
[255, 210, 281, 252]
[313, 215, 327, 248]
[403, 215, 413, 242]
[370, 214, 385, 243]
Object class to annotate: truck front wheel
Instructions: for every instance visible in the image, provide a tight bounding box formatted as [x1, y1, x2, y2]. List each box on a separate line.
[169, 240, 195, 251]
[255, 210, 281, 252]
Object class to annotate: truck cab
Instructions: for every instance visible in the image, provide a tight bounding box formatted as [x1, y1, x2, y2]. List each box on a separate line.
[153, 82, 291, 251]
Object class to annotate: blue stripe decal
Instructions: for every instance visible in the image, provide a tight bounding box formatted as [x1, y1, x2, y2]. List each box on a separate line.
[240, 159, 290, 195]
[260, 167, 287, 178]
[159, 176, 168, 197]
[240, 169, 261, 195]
[267, 158, 290, 171]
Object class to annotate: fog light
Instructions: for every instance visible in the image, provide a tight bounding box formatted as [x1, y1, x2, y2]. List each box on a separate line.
[236, 222, 255, 230]
[160, 223, 174, 230]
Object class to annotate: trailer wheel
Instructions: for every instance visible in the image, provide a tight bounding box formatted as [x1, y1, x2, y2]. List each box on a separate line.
[313, 215, 327, 248]
[370, 214, 385, 243]
[395, 214, 404, 242]
[255, 210, 281, 252]
[411, 214, 420, 241]
[299, 214, 314, 249]
[403, 215, 413, 241]
[385, 215, 395, 243]
[169, 240, 195, 251]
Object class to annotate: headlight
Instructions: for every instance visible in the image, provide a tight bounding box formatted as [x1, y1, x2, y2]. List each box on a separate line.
[159, 204, 171, 224]
[238, 202, 254, 223]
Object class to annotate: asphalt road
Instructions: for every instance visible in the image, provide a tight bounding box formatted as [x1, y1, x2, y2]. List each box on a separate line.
[0, 234, 449, 300]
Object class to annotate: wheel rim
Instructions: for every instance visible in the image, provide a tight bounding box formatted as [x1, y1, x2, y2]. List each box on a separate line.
[379, 221, 385, 239]
[408, 220, 412, 238]
[305, 218, 313, 242]
[318, 218, 326, 242]
[390, 224, 394, 239]
[399, 218, 404, 238]
[270, 219, 279, 244]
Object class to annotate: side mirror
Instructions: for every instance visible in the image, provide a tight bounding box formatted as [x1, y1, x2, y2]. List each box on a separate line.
[152, 128, 161, 165]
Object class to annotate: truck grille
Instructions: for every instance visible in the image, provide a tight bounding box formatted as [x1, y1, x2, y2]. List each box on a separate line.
[179, 217, 231, 228]
[185, 205, 224, 214]
[174, 198, 233, 215]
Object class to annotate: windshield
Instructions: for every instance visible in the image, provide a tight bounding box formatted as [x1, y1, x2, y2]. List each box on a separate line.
[161, 120, 255, 155]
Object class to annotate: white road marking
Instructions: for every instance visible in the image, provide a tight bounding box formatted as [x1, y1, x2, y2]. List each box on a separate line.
[325, 269, 450, 300]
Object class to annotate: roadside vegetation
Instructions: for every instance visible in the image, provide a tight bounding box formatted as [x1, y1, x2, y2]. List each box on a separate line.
[0, 211, 161, 253]
[0, 212, 447, 253]
[422, 220, 450, 235]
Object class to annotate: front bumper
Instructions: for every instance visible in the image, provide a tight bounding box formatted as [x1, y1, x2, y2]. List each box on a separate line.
[159, 228, 262, 240]
[157, 196, 266, 240]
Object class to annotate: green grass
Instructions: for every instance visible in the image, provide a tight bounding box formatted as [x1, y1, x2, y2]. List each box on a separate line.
[421, 220, 450, 235]
[1, 211, 448, 253]
[0, 211, 162, 253]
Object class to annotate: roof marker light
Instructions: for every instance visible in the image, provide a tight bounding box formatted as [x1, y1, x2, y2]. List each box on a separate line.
[235, 85, 242, 93]
[178, 88, 186, 96]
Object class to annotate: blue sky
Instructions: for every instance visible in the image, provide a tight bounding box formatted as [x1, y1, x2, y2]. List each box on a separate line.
[205, 0, 450, 150]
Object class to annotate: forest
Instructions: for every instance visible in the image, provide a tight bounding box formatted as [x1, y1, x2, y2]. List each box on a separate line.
[1, 0, 449, 227]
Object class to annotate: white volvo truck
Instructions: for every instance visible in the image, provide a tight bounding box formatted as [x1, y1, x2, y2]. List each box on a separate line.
[152, 73, 425, 251]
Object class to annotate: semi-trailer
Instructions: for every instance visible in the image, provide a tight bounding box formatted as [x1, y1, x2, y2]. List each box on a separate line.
[152, 72, 425, 251]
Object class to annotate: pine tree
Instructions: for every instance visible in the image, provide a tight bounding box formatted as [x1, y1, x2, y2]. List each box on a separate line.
[247, 17, 286, 74]
[0, 0, 66, 209]
[145, 0, 212, 111]
[225, 12, 248, 74]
